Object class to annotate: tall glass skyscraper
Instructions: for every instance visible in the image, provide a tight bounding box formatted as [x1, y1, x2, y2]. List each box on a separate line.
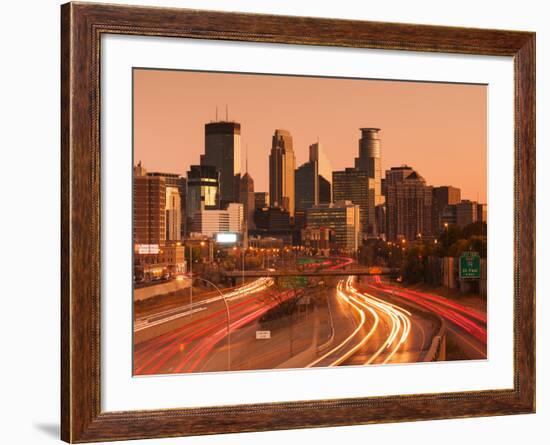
[201, 121, 241, 207]
[269, 129, 296, 217]
[186, 165, 220, 225]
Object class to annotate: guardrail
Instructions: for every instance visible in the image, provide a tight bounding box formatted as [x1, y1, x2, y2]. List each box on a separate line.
[424, 321, 447, 362]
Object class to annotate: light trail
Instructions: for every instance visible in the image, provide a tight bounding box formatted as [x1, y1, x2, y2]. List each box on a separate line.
[307, 276, 412, 367]
[136, 257, 356, 374]
[367, 278, 487, 345]
[346, 277, 411, 365]
[306, 277, 378, 367]
[134, 277, 274, 331]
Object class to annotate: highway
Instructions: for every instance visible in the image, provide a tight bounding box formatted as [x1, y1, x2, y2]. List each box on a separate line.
[133, 258, 486, 375]
[360, 276, 487, 360]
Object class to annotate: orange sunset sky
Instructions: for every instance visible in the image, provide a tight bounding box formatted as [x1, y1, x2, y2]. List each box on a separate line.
[134, 69, 487, 203]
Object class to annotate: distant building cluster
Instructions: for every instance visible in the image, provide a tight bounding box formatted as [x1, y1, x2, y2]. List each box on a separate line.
[133, 115, 486, 282]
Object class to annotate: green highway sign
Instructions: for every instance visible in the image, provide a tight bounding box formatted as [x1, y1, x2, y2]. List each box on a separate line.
[297, 257, 321, 265]
[279, 276, 308, 288]
[459, 251, 481, 279]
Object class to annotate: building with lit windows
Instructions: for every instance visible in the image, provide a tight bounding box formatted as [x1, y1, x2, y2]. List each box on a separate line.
[306, 201, 361, 251]
[191, 203, 243, 238]
[201, 121, 241, 206]
[269, 129, 296, 216]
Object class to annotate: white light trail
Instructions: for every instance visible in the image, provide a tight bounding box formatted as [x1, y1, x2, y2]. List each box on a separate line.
[307, 276, 412, 367]
[134, 278, 274, 331]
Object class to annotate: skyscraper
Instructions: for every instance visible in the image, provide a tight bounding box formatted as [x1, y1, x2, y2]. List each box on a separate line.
[165, 186, 181, 241]
[343, 128, 385, 236]
[240, 172, 256, 231]
[332, 168, 376, 236]
[295, 160, 319, 212]
[355, 128, 384, 207]
[254, 192, 269, 210]
[147, 171, 186, 240]
[133, 164, 168, 281]
[319, 176, 331, 205]
[134, 164, 166, 247]
[385, 168, 433, 241]
[201, 121, 241, 206]
[384, 165, 415, 188]
[309, 142, 332, 187]
[456, 200, 479, 227]
[432, 186, 461, 232]
[186, 165, 220, 230]
[269, 129, 296, 217]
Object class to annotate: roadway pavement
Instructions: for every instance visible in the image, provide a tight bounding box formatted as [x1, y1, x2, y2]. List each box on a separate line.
[133, 259, 486, 375]
[358, 277, 487, 360]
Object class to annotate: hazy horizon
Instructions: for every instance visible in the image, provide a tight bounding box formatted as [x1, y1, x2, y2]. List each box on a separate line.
[134, 69, 487, 202]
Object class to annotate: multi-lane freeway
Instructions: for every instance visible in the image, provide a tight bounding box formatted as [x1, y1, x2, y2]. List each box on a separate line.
[133, 258, 486, 375]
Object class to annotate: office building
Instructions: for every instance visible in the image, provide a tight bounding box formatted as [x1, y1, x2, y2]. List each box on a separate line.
[165, 186, 181, 241]
[432, 186, 461, 233]
[456, 200, 479, 227]
[295, 160, 319, 212]
[306, 201, 361, 251]
[302, 226, 334, 255]
[239, 172, 256, 231]
[253, 207, 291, 233]
[186, 165, 220, 220]
[133, 163, 167, 281]
[161, 242, 186, 275]
[309, 142, 332, 186]
[385, 169, 433, 241]
[147, 172, 186, 241]
[134, 165, 166, 247]
[191, 203, 243, 238]
[333, 168, 376, 237]
[477, 203, 487, 223]
[254, 192, 269, 209]
[319, 175, 331, 204]
[201, 121, 241, 206]
[269, 129, 296, 216]
[355, 128, 384, 208]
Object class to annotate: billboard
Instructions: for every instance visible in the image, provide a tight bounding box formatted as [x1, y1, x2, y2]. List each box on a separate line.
[215, 232, 238, 244]
[136, 244, 160, 255]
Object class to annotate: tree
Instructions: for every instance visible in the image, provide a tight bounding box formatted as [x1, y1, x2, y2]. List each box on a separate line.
[401, 246, 425, 284]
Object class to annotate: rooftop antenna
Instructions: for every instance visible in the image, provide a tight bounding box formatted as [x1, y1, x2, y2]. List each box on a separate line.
[245, 144, 249, 174]
[226, 104, 228, 121]
[215, 105, 218, 122]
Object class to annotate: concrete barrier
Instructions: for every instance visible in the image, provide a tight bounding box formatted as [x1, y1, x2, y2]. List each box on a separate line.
[424, 321, 447, 362]
[134, 279, 191, 302]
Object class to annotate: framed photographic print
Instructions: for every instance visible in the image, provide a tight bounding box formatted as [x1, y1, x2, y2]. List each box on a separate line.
[61, 2, 535, 442]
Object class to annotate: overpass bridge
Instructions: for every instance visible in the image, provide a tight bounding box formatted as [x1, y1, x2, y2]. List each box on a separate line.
[223, 267, 395, 285]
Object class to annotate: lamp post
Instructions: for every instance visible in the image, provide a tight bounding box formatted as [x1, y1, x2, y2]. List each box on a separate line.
[187, 245, 193, 311]
[193, 276, 232, 371]
[242, 248, 245, 286]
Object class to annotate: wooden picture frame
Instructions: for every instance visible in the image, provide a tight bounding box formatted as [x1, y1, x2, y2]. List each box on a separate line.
[61, 2, 535, 442]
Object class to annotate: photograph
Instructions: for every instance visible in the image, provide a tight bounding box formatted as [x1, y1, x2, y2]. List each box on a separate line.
[132, 68, 488, 376]
[133, 68, 487, 376]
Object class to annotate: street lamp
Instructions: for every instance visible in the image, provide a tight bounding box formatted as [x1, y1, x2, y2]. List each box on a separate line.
[192, 276, 232, 371]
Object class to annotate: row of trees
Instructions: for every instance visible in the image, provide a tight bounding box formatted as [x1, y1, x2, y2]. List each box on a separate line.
[359, 222, 487, 284]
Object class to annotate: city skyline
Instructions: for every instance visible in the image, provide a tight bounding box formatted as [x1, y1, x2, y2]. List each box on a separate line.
[132, 68, 488, 376]
[134, 69, 487, 202]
